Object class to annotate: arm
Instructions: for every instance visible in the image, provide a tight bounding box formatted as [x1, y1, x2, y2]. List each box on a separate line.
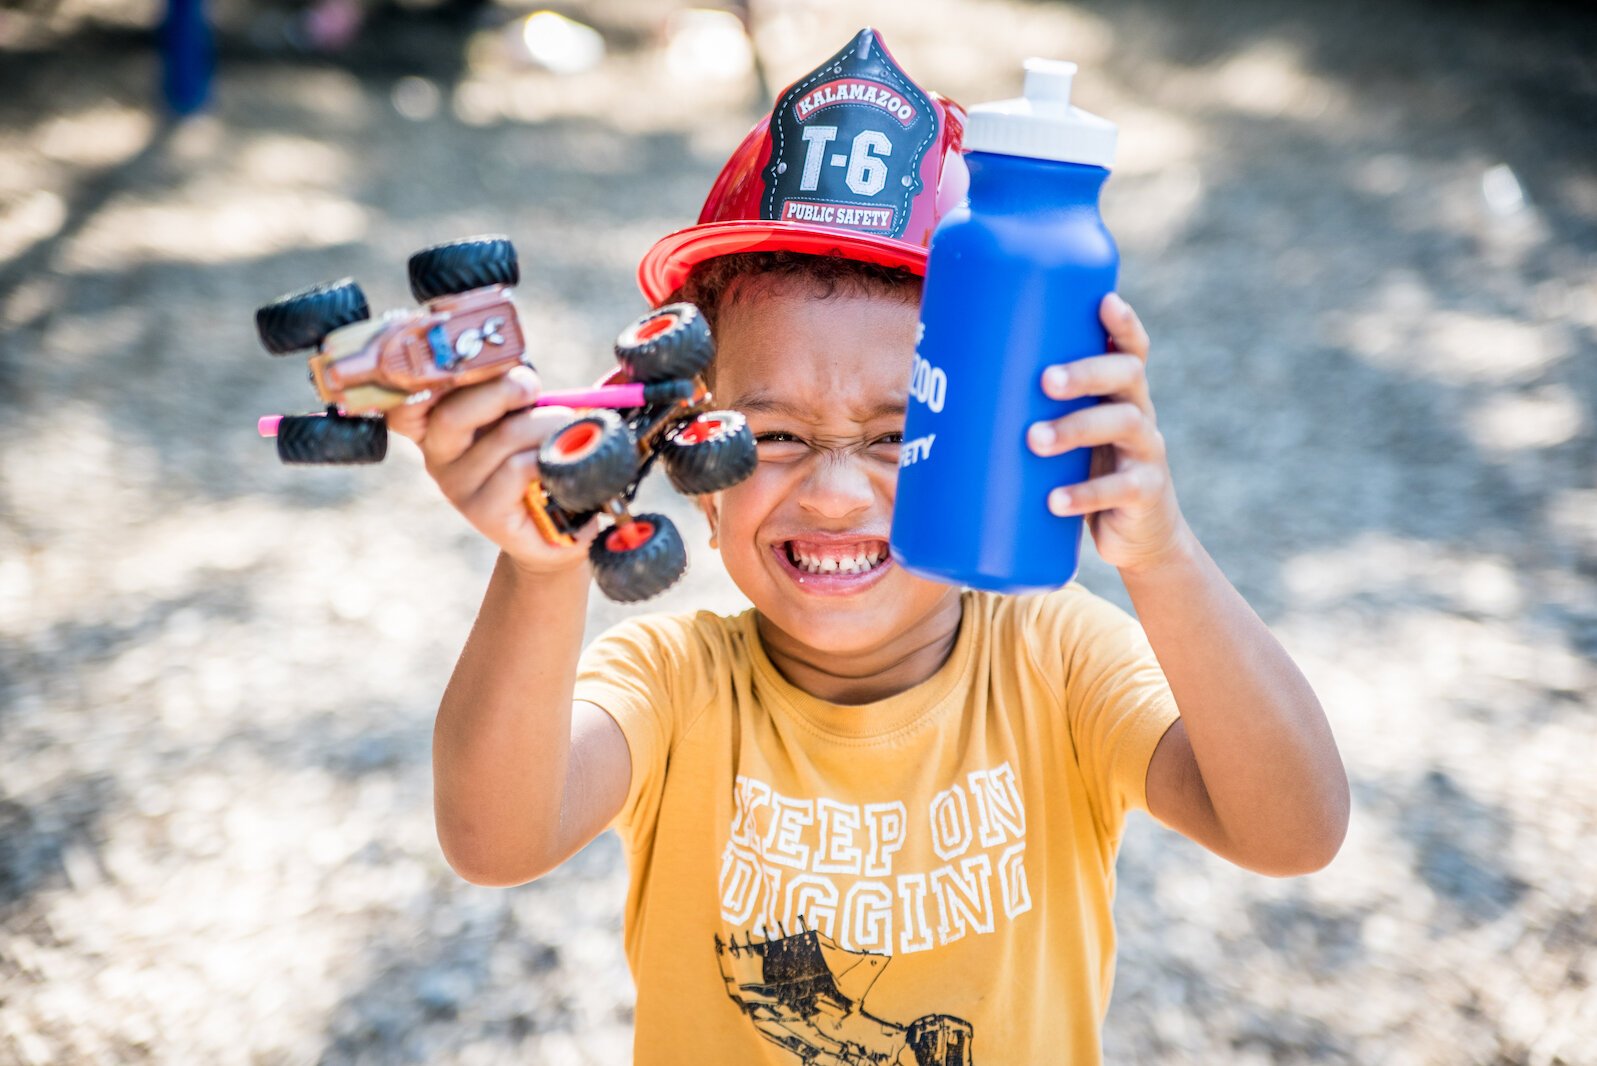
[433, 557, 632, 886]
[391, 368, 632, 886]
[1127, 537, 1347, 875]
[1028, 295, 1349, 876]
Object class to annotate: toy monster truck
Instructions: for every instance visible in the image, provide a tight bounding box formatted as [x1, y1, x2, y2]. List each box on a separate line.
[255, 234, 527, 463]
[255, 236, 756, 602]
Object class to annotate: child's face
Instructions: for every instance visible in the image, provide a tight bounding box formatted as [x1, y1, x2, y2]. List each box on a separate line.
[705, 286, 959, 657]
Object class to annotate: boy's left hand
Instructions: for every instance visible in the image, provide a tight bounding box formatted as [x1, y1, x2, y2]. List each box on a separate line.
[1026, 293, 1193, 575]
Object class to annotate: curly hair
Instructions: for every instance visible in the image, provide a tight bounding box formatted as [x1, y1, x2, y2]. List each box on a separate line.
[664, 252, 922, 385]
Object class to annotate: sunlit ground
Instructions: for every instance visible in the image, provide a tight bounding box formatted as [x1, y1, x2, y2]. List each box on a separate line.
[1, 0, 1594, 1062]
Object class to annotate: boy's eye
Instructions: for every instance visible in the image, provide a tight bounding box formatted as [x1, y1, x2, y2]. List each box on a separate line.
[754, 431, 808, 461]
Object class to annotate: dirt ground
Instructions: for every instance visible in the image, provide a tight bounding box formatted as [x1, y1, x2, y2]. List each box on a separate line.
[1, 0, 1594, 1062]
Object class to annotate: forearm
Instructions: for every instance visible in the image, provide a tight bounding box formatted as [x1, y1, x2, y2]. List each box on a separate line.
[433, 553, 590, 884]
[1124, 531, 1349, 872]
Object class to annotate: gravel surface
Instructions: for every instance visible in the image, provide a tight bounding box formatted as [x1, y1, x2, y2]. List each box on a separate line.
[2, 0, 1594, 1062]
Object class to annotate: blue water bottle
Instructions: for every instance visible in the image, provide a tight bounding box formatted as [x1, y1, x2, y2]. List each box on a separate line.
[891, 59, 1118, 592]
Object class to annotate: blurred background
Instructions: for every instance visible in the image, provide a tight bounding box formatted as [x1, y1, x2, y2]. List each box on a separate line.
[1, 0, 1594, 1062]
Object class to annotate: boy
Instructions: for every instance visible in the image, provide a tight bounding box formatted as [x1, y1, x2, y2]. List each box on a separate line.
[392, 29, 1348, 1065]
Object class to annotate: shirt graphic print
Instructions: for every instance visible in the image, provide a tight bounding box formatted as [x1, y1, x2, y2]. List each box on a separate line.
[714, 762, 1028, 1063]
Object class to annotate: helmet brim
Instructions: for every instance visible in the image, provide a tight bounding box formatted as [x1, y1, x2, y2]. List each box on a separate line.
[637, 220, 930, 307]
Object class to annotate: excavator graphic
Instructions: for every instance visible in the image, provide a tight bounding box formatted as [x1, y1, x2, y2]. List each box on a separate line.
[715, 920, 974, 1065]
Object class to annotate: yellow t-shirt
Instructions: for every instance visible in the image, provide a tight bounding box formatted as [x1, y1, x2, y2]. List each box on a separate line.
[574, 584, 1180, 1066]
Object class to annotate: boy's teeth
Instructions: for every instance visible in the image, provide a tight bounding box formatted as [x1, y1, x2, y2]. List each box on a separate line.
[785, 541, 889, 575]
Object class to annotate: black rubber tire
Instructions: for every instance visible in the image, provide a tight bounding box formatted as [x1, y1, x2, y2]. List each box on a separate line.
[614, 303, 714, 384]
[537, 410, 637, 512]
[256, 279, 370, 355]
[661, 410, 757, 495]
[408, 235, 519, 302]
[589, 513, 686, 603]
[276, 413, 388, 465]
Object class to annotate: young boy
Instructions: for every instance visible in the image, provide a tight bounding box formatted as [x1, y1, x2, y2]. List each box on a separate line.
[393, 29, 1348, 1065]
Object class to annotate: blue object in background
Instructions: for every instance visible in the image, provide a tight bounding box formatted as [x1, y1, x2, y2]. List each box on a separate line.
[161, 0, 213, 115]
[892, 61, 1119, 593]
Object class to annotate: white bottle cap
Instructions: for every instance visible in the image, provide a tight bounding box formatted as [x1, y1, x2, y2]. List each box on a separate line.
[964, 58, 1117, 168]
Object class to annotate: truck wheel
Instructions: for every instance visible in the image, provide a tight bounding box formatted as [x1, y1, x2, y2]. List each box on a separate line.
[661, 410, 757, 495]
[614, 303, 714, 384]
[256, 279, 369, 355]
[537, 409, 637, 512]
[589, 514, 686, 603]
[276, 413, 388, 464]
[408, 235, 519, 302]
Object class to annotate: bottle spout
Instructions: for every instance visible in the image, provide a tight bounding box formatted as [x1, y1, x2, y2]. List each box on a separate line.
[965, 58, 1115, 168]
[1023, 59, 1077, 113]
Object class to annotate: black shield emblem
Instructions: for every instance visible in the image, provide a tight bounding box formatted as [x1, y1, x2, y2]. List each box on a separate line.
[761, 28, 939, 238]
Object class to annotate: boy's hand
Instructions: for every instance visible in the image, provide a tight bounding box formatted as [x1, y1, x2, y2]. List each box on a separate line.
[387, 366, 598, 574]
[1026, 293, 1193, 575]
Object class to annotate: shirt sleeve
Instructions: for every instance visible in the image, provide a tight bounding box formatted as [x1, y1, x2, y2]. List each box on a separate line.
[573, 612, 705, 842]
[1024, 585, 1181, 837]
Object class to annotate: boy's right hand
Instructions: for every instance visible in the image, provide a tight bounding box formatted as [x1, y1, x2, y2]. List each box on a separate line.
[386, 365, 598, 574]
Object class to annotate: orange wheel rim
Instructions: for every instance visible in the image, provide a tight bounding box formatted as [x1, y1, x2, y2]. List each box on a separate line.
[607, 520, 654, 552]
[552, 421, 600, 458]
[676, 417, 723, 445]
[633, 314, 677, 342]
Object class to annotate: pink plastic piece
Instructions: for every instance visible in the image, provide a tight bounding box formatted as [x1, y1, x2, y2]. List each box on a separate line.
[256, 384, 649, 438]
[535, 384, 645, 408]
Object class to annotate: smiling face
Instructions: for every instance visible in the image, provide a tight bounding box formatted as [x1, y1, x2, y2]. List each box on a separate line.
[704, 284, 961, 661]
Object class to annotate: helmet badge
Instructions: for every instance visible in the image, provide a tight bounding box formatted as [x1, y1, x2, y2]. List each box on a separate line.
[761, 28, 939, 240]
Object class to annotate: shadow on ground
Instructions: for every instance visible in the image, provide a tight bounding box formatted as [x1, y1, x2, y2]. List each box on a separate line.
[1, 0, 1593, 1062]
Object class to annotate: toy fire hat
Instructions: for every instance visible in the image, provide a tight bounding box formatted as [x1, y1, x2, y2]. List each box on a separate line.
[637, 27, 968, 306]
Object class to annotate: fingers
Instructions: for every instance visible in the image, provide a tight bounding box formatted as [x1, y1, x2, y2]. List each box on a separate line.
[1041, 353, 1150, 411]
[1100, 292, 1149, 360]
[448, 405, 598, 564]
[1027, 401, 1165, 463]
[421, 366, 542, 468]
[466, 451, 596, 544]
[440, 405, 575, 504]
[1047, 463, 1168, 517]
[1039, 294, 1152, 411]
[385, 400, 431, 443]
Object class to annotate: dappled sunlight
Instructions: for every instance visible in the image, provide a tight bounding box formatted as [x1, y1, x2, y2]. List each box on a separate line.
[1, 403, 155, 547]
[663, 9, 753, 83]
[1204, 38, 1347, 121]
[1104, 158, 1203, 252]
[59, 189, 371, 271]
[2, 0, 1594, 1063]
[1281, 532, 1524, 616]
[1545, 488, 1597, 558]
[1466, 384, 1586, 454]
[1328, 286, 1568, 385]
[34, 103, 155, 167]
[450, 55, 748, 132]
[1110, 107, 1202, 177]
[0, 189, 67, 261]
[1421, 309, 1568, 383]
[234, 134, 357, 189]
[264, 66, 374, 128]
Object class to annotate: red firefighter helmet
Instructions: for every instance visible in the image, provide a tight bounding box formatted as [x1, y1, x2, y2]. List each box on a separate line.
[637, 28, 968, 306]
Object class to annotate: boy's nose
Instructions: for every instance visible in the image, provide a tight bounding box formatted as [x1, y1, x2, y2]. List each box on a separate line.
[796, 452, 878, 521]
